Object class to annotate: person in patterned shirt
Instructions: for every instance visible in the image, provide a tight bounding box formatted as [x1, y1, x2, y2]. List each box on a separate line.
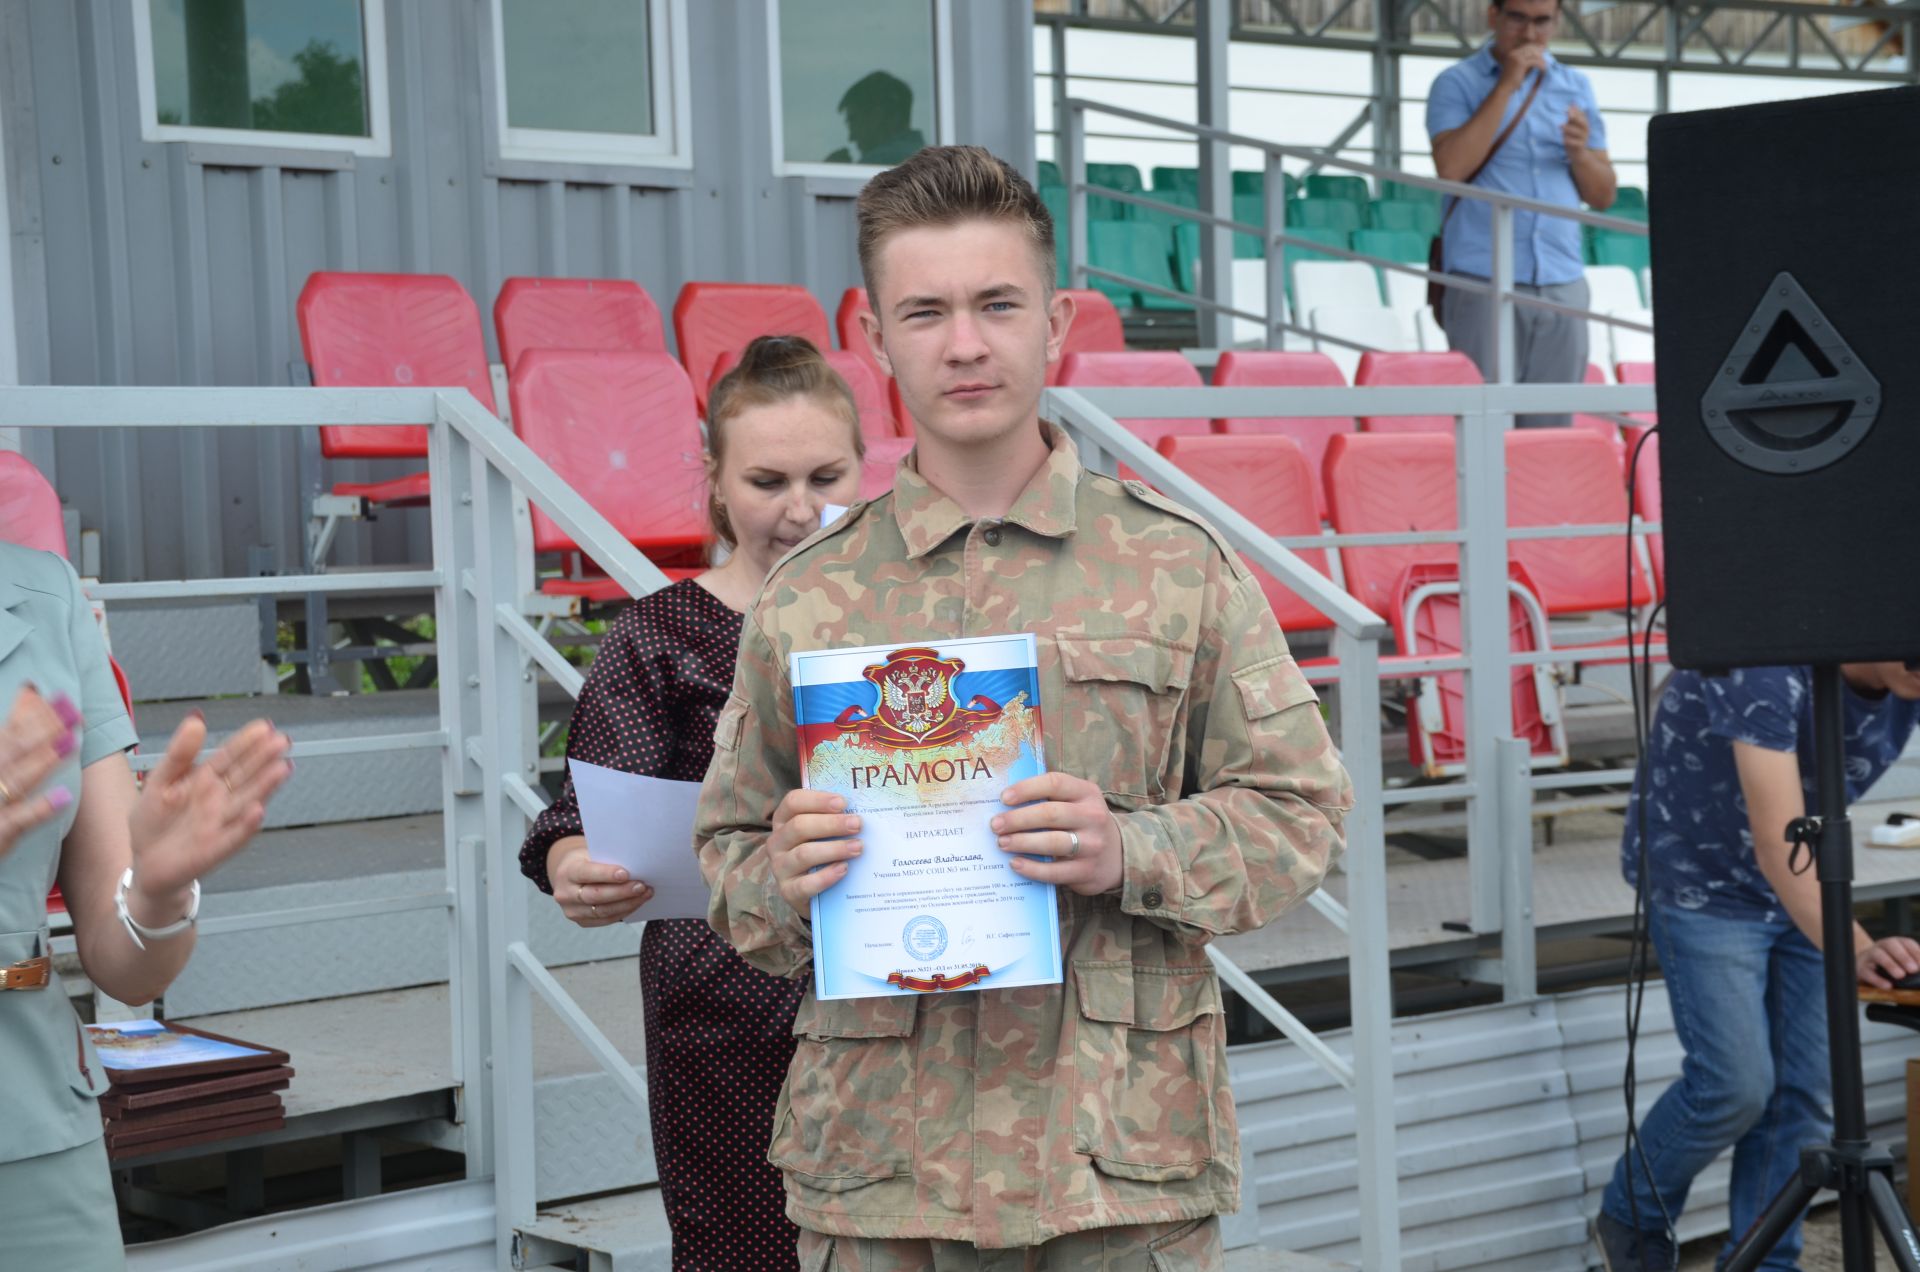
[694, 145, 1352, 1269]
[519, 337, 865, 1271]
[1595, 663, 1920, 1272]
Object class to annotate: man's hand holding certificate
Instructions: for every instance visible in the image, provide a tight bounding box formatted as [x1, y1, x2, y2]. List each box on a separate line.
[775, 634, 1065, 1000]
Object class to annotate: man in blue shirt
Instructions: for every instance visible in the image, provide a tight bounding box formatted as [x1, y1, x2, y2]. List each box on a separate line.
[1427, 0, 1617, 427]
[1596, 664, 1920, 1271]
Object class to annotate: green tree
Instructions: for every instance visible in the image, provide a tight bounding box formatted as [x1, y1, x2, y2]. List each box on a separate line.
[251, 40, 366, 136]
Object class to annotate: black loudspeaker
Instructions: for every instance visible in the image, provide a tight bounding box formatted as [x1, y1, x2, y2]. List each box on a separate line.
[1648, 87, 1920, 670]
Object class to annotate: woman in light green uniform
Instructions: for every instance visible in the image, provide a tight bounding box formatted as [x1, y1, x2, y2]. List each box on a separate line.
[0, 541, 291, 1268]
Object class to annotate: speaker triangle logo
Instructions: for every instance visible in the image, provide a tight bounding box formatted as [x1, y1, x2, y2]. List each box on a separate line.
[1699, 271, 1879, 475]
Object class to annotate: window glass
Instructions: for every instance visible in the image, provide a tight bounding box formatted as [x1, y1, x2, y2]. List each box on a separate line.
[501, 0, 653, 136]
[780, 0, 935, 166]
[149, 0, 370, 137]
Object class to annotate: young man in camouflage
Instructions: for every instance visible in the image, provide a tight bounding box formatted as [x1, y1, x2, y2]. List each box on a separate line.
[695, 145, 1352, 1270]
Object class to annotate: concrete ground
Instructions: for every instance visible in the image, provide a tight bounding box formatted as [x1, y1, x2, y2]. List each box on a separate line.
[1679, 1202, 1844, 1271]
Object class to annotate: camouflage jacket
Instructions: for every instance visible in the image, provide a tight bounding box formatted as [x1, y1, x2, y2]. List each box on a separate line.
[695, 425, 1351, 1247]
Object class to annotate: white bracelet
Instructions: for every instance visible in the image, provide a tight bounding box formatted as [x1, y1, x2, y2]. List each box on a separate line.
[115, 867, 201, 950]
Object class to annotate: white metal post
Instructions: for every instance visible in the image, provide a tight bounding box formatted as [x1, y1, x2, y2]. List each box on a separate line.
[1458, 401, 1514, 948]
[1490, 205, 1517, 386]
[1335, 627, 1402, 1272]
[430, 402, 493, 1178]
[471, 442, 537, 1261]
[1265, 153, 1288, 349]
[1497, 735, 1537, 999]
[1063, 104, 1089, 290]
[1195, 0, 1234, 349]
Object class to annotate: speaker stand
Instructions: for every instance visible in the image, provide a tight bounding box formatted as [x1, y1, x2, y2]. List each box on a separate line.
[1722, 664, 1920, 1272]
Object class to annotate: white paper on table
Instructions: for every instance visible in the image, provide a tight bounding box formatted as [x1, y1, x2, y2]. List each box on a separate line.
[567, 759, 712, 921]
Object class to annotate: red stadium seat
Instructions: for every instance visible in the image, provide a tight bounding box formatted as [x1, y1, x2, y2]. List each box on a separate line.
[508, 351, 708, 600]
[1625, 425, 1663, 596]
[297, 272, 496, 506]
[1045, 289, 1128, 386]
[1352, 350, 1481, 434]
[1574, 363, 1624, 451]
[1391, 560, 1565, 776]
[1155, 435, 1334, 633]
[709, 348, 900, 444]
[1054, 351, 1210, 446]
[494, 277, 666, 374]
[1507, 429, 1654, 616]
[835, 288, 888, 401]
[860, 438, 914, 501]
[1210, 351, 1355, 519]
[1615, 360, 1658, 427]
[1324, 432, 1456, 616]
[0, 453, 67, 557]
[672, 283, 832, 415]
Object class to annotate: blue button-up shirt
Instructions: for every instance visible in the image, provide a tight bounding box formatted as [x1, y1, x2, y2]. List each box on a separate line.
[1426, 42, 1607, 286]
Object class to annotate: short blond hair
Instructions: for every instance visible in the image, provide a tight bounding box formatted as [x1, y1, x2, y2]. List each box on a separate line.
[855, 145, 1055, 303]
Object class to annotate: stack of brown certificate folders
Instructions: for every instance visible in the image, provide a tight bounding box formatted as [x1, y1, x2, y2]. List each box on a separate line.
[87, 1021, 293, 1161]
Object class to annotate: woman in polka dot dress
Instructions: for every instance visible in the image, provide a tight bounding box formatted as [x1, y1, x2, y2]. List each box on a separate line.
[520, 336, 867, 1270]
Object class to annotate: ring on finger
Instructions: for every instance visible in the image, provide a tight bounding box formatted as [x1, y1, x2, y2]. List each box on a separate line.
[0, 775, 13, 805]
[590, 903, 600, 919]
[1066, 830, 1080, 860]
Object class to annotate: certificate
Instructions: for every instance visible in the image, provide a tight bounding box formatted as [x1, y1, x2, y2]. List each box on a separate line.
[791, 633, 1062, 1000]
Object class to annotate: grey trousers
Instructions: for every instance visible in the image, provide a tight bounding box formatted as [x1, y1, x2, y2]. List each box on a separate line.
[1439, 275, 1590, 428]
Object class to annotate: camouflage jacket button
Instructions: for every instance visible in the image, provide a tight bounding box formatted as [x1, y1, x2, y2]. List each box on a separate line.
[1142, 888, 1165, 909]
[983, 525, 1002, 547]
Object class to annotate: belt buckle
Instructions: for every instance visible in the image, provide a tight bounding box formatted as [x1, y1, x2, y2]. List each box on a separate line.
[0, 956, 51, 990]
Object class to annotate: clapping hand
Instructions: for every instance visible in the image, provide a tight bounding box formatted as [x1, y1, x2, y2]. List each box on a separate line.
[125, 715, 291, 905]
[0, 685, 79, 862]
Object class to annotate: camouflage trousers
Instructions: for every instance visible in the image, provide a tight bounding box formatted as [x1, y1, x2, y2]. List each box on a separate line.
[797, 1216, 1223, 1271]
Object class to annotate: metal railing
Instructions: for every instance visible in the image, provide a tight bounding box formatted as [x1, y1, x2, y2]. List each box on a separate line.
[1046, 375, 1660, 1268]
[1058, 95, 1652, 372]
[3, 372, 1663, 1269]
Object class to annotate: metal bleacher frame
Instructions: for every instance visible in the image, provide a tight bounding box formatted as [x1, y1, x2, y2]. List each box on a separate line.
[2, 344, 1662, 1270]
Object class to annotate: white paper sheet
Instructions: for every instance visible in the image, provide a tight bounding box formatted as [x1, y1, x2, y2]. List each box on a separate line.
[567, 759, 712, 921]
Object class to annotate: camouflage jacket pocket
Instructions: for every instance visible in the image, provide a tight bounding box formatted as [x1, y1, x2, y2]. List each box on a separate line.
[1069, 960, 1222, 1182]
[770, 994, 919, 1192]
[1055, 635, 1194, 804]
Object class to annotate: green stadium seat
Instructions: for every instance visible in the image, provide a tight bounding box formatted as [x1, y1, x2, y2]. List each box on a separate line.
[1088, 162, 1144, 193]
[1233, 170, 1301, 202]
[1152, 166, 1199, 194]
[1382, 179, 1443, 208]
[1040, 185, 1071, 288]
[1589, 230, 1651, 272]
[1090, 221, 1188, 311]
[1304, 174, 1370, 206]
[1290, 198, 1364, 235]
[1368, 199, 1440, 237]
[1351, 229, 1429, 264]
[1614, 186, 1647, 212]
[1171, 218, 1267, 294]
[1131, 187, 1198, 235]
[1233, 192, 1271, 248]
[1038, 159, 1062, 187]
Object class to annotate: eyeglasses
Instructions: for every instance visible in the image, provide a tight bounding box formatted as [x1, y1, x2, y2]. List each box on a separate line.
[1497, 9, 1559, 30]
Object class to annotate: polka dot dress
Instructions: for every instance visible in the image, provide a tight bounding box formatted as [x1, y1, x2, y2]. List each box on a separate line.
[521, 579, 805, 1271]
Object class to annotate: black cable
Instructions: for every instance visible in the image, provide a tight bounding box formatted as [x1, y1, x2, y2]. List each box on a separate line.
[1620, 422, 1677, 1259]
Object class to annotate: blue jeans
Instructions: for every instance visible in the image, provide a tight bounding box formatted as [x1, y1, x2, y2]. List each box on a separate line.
[1602, 901, 1832, 1270]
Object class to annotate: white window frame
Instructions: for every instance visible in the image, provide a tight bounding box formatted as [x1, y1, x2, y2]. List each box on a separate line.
[766, 0, 955, 179]
[130, 0, 393, 158]
[491, 0, 691, 169]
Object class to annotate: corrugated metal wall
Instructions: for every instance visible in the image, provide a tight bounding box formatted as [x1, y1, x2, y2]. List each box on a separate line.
[1232, 984, 1920, 1270]
[0, 0, 1036, 581]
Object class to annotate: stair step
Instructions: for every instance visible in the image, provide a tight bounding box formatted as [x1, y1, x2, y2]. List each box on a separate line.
[516, 1187, 670, 1270]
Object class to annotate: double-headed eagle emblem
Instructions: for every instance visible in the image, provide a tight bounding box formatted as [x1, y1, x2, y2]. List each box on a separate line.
[833, 647, 1003, 750]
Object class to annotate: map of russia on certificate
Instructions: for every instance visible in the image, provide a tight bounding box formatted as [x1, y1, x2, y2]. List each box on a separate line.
[791, 632, 1063, 1000]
